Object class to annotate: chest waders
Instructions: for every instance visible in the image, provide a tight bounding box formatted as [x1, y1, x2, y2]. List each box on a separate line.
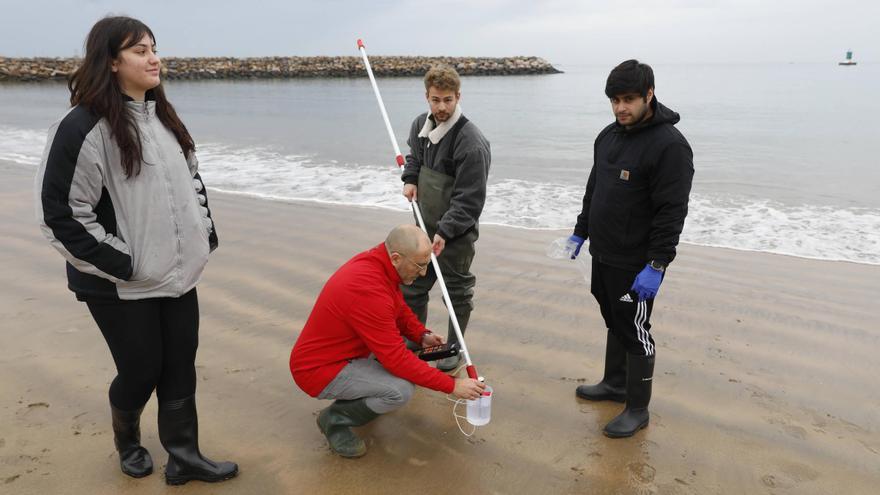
[401, 116, 478, 371]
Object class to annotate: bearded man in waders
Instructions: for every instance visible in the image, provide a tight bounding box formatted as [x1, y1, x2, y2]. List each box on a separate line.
[401, 66, 491, 372]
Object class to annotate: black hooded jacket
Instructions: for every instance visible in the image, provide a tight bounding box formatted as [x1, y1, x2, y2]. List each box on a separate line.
[574, 98, 694, 271]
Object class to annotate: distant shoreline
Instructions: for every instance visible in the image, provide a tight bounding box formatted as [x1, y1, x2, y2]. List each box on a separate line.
[0, 56, 562, 82]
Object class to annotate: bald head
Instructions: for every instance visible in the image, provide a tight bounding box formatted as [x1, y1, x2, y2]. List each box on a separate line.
[385, 224, 430, 256]
[386, 225, 432, 285]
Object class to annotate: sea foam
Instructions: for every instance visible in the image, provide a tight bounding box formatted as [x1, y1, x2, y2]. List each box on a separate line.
[3, 131, 877, 265]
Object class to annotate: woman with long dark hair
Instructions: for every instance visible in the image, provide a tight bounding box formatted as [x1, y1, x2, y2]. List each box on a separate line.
[35, 16, 237, 485]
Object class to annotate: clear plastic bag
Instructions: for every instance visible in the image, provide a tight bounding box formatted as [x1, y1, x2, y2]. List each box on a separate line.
[546, 236, 576, 259]
[547, 236, 591, 285]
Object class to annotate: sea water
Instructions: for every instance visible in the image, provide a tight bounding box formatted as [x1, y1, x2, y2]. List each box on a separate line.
[2, 62, 878, 264]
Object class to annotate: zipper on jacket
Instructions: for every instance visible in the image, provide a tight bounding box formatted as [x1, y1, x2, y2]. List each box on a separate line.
[144, 102, 185, 294]
[154, 120, 184, 292]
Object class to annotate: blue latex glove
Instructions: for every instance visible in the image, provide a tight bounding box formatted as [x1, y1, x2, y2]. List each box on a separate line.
[631, 264, 663, 301]
[566, 235, 586, 259]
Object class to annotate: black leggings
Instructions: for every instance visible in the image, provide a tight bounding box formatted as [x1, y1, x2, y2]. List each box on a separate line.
[86, 288, 200, 411]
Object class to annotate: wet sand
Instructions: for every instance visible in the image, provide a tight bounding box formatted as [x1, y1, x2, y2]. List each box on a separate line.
[2, 160, 878, 494]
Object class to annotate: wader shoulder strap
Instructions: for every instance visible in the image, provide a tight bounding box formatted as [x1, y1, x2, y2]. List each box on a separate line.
[421, 115, 471, 177]
[442, 116, 469, 176]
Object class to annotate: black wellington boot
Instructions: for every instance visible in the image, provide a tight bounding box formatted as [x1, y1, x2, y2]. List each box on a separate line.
[404, 304, 428, 351]
[110, 403, 153, 478]
[316, 398, 381, 458]
[603, 354, 655, 438]
[158, 395, 238, 485]
[437, 307, 470, 372]
[576, 330, 627, 402]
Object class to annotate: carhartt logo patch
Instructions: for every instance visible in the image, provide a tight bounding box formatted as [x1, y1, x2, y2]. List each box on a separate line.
[619, 170, 630, 180]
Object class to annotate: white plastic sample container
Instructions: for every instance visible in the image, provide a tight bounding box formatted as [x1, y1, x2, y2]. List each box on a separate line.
[466, 385, 493, 426]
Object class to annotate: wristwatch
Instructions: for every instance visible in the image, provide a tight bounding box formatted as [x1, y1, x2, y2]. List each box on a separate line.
[648, 260, 666, 272]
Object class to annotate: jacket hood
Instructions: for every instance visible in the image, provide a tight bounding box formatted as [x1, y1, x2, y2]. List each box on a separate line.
[616, 98, 680, 134]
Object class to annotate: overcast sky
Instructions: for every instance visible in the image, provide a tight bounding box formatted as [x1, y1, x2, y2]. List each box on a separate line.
[0, 0, 876, 64]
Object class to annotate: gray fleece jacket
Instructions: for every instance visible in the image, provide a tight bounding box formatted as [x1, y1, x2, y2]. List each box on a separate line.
[35, 98, 216, 301]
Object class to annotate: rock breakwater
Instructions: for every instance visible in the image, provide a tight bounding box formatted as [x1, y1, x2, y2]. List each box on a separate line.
[0, 56, 561, 82]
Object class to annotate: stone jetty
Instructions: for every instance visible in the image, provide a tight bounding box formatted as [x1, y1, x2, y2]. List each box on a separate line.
[0, 56, 561, 82]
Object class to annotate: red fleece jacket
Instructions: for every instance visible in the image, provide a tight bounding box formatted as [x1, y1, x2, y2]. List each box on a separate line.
[290, 244, 455, 397]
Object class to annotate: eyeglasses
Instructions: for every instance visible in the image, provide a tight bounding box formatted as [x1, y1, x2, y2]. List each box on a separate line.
[401, 254, 430, 272]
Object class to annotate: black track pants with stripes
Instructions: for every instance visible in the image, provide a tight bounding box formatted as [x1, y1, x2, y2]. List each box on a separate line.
[590, 259, 656, 357]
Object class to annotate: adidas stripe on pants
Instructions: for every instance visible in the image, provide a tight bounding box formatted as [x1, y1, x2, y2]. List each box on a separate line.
[589, 259, 656, 357]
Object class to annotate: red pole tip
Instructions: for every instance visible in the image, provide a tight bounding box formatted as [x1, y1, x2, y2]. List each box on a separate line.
[395, 155, 405, 167]
[466, 365, 478, 380]
[357, 39, 365, 49]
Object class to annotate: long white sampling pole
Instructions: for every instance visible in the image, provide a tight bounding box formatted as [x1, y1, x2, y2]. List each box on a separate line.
[357, 39, 479, 380]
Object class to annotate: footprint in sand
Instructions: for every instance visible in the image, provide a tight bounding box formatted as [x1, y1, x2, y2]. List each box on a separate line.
[766, 416, 808, 440]
[780, 461, 820, 482]
[761, 474, 787, 488]
[639, 439, 659, 450]
[628, 462, 656, 483]
[762, 462, 820, 489]
[746, 385, 772, 402]
[17, 402, 51, 427]
[777, 423, 807, 440]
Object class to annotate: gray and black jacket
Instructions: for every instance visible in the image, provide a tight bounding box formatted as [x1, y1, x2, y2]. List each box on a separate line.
[402, 109, 491, 241]
[35, 97, 217, 301]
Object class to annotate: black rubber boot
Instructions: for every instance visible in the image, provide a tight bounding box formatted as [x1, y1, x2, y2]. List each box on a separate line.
[111, 403, 153, 478]
[437, 307, 470, 372]
[576, 330, 627, 402]
[316, 398, 380, 458]
[158, 395, 238, 485]
[603, 354, 655, 438]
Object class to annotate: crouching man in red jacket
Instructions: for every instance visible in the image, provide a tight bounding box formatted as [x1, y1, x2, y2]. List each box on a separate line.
[290, 224, 485, 457]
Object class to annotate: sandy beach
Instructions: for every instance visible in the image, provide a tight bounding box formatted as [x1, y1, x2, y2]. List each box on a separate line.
[2, 160, 878, 494]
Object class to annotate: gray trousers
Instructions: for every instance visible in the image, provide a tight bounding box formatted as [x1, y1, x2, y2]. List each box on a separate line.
[317, 357, 415, 414]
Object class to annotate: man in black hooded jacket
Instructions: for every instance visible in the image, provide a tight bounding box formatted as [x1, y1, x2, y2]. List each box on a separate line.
[567, 59, 694, 438]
